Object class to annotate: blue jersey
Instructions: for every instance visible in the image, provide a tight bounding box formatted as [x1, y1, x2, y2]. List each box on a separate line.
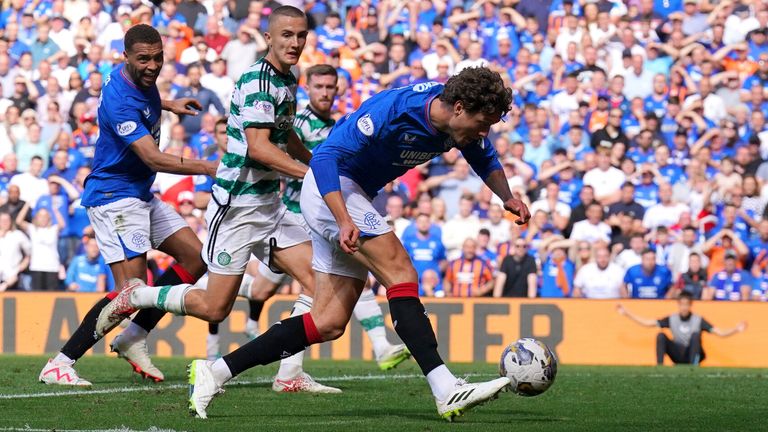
[81, 65, 162, 207]
[634, 183, 659, 208]
[558, 177, 583, 208]
[311, 83, 502, 199]
[643, 95, 668, 119]
[539, 257, 574, 298]
[709, 270, 751, 301]
[658, 163, 685, 185]
[403, 232, 447, 295]
[624, 264, 672, 299]
[65, 254, 110, 293]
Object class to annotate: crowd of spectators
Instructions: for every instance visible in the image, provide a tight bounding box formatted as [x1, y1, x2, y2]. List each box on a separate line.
[0, 0, 767, 302]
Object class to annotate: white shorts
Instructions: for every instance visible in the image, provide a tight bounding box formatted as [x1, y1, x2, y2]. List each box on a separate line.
[300, 169, 391, 281]
[203, 196, 310, 275]
[87, 197, 188, 264]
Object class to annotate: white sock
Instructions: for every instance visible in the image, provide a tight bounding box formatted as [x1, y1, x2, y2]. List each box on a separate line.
[246, 318, 259, 335]
[275, 294, 312, 380]
[53, 352, 74, 364]
[211, 358, 232, 386]
[120, 321, 149, 342]
[353, 289, 390, 359]
[130, 284, 194, 314]
[237, 274, 254, 299]
[426, 365, 459, 400]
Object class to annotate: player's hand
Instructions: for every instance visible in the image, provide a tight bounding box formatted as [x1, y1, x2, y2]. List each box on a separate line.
[503, 198, 530, 225]
[616, 304, 626, 315]
[338, 219, 360, 254]
[168, 97, 202, 116]
[205, 160, 218, 177]
[736, 321, 747, 332]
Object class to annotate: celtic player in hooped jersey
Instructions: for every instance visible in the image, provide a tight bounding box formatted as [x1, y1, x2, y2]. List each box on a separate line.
[39, 24, 217, 387]
[187, 67, 532, 421]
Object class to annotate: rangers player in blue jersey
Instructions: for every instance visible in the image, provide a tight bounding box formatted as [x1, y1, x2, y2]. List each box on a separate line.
[188, 67, 531, 421]
[38, 24, 217, 387]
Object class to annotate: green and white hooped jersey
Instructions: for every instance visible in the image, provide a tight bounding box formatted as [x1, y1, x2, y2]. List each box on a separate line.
[282, 106, 335, 213]
[214, 58, 297, 206]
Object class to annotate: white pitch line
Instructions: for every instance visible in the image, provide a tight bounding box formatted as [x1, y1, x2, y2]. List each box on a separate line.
[0, 372, 492, 400]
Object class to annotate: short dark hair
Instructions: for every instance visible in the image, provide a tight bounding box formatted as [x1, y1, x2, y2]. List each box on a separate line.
[305, 64, 337, 83]
[678, 291, 693, 301]
[215, 117, 227, 128]
[478, 228, 491, 237]
[440, 67, 513, 116]
[124, 24, 161, 53]
[268, 5, 306, 29]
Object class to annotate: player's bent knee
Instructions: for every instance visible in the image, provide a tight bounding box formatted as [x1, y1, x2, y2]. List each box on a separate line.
[315, 320, 346, 342]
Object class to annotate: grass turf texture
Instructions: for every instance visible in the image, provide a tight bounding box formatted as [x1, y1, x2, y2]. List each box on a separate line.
[0, 356, 765, 431]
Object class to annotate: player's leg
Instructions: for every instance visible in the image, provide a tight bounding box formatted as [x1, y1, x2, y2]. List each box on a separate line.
[655, 333, 670, 365]
[40, 198, 153, 386]
[188, 262, 362, 417]
[246, 260, 286, 338]
[686, 332, 703, 366]
[353, 285, 411, 370]
[97, 203, 263, 330]
[266, 242, 339, 393]
[206, 269, 258, 360]
[356, 232, 509, 421]
[108, 200, 208, 380]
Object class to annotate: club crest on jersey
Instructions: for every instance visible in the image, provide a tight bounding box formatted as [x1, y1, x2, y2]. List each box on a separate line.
[117, 121, 137, 136]
[357, 114, 374, 137]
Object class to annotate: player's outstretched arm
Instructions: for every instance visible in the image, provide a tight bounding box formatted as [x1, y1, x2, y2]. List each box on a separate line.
[130, 135, 218, 177]
[711, 321, 747, 337]
[245, 128, 308, 179]
[616, 304, 659, 327]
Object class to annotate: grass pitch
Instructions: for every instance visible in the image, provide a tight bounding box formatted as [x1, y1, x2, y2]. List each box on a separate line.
[0, 356, 765, 432]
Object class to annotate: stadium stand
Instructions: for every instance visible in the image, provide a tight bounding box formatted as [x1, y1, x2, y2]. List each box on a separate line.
[0, 0, 767, 301]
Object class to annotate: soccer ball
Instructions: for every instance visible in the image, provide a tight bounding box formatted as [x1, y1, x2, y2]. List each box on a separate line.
[499, 338, 558, 396]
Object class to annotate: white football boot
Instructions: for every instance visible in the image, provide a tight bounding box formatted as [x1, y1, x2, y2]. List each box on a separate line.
[110, 333, 165, 382]
[435, 377, 510, 421]
[272, 372, 342, 394]
[38, 359, 92, 386]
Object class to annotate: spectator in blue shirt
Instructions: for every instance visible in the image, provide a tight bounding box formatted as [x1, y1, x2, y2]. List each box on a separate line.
[704, 250, 752, 301]
[403, 213, 447, 297]
[622, 248, 673, 299]
[538, 240, 574, 298]
[65, 235, 109, 293]
[177, 64, 225, 138]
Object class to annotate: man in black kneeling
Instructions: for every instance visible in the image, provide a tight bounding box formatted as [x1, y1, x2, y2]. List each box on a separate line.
[617, 292, 746, 365]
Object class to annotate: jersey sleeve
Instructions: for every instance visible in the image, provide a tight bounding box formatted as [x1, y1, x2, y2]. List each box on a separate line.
[238, 72, 278, 129]
[107, 103, 152, 147]
[64, 259, 78, 286]
[657, 317, 670, 328]
[460, 138, 503, 180]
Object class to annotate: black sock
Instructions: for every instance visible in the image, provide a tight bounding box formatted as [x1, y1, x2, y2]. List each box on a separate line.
[60, 297, 112, 360]
[388, 297, 444, 375]
[209, 323, 219, 335]
[222, 315, 309, 377]
[130, 265, 194, 332]
[248, 300, 264, 321]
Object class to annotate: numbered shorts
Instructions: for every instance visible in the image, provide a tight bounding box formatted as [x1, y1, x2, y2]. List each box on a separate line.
[202, 198, 310, 275]
[86, 197, 188, 264]
[300, 169, 392, 281]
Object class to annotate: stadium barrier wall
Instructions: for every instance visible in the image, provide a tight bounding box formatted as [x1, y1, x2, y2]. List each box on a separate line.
[1, 293, 765, 367]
